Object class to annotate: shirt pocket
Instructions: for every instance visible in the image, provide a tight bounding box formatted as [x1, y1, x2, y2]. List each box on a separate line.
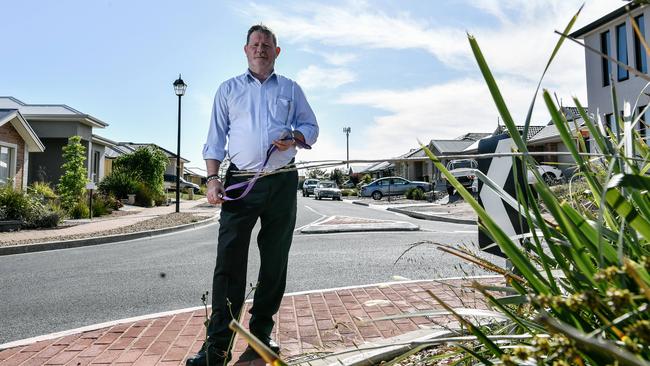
[272, 96, 291, 125]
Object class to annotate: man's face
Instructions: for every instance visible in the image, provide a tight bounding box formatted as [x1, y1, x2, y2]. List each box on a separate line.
[245, 31, 280, 76]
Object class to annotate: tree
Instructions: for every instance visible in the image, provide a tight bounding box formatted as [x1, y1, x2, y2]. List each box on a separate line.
[306, 168, 326, 179]
[329, 168, 345, 185]
[58, 136, 88, 209]
[112, 146, 168, 196]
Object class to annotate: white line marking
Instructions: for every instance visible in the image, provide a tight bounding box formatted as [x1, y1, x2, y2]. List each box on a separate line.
[294, 205, 328, 232]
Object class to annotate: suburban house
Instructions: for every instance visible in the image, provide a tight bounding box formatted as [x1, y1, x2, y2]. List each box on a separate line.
[570, 3, 649, 139]
[392, 133, 490, 184]
[183, 167, 206, 185]
[0, 97, 108, 185]
[0, 109, 45, 190]
[527, 107, 589, 175]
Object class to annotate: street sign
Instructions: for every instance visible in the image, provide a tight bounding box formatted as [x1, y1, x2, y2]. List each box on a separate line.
[477, 134, 529, 257]
[86, 182, 96, 190]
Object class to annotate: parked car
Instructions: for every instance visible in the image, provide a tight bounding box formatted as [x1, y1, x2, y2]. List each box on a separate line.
[359, 176, 432, 200]
[163, 174, 200, 193]
[302, 179, 320, 197]
[341, 180, 356, 189]
[444, 161, 564, 196]
[314, 181, 342, 200]
[532, 164, 564, 185]
[444, 159, 478, 195]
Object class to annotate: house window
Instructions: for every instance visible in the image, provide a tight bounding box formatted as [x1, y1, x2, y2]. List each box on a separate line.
[601, 30, 611, 86]
[0, 145, 14, 186]
[617, 23, 629, 81]
[92, 151, 100, 182]
[605, 113, 614, 134]
[634, 14, 647, 73]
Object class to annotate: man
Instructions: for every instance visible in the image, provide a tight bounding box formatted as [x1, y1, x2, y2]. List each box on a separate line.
[186, 24, 318, 366]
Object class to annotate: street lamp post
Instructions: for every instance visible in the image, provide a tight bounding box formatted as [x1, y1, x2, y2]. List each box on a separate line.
[173, 74, 187, 213]
[343, 127, 351, 169]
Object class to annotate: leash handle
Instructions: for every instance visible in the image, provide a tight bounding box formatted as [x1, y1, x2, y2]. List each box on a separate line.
[220, 129, 311, 201]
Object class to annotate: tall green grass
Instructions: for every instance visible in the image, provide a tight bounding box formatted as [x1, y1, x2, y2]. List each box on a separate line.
[415, 4, 650, 365]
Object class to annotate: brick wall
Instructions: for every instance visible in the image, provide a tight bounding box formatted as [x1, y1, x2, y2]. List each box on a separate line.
[0, 122, 26, 190]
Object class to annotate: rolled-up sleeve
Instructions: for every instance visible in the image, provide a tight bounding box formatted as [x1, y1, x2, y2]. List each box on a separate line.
[202, 83, 229, 161]
[292, 83, 319, 146]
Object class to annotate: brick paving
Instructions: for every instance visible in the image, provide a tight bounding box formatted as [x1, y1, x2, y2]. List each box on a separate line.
[0, 277, 502, 366]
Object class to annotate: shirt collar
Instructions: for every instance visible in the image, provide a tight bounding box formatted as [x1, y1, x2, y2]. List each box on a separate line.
[245, 69, 277, 84]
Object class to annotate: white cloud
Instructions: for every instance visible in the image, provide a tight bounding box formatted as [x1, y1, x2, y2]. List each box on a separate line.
[240, 0, 625, 162]
[338, 77, 565, 159]
[296, 65, 356, 90]
[323, 52, 358, 66]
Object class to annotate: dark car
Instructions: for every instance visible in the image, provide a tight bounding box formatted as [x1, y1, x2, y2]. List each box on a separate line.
[163, 174, 200, 193]
[359, 176, 432, 200]
[302, 179, 319, 197]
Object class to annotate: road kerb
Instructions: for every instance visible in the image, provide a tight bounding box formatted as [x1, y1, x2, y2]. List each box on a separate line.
[0, 214, 218, 256]
[386, 207, 476, 225]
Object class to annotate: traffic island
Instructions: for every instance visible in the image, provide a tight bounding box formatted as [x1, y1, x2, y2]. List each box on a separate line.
[299, 215, 419, 234]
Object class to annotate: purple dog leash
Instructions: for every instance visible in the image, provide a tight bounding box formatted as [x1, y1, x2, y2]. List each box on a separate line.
[220, 132, 311, 201]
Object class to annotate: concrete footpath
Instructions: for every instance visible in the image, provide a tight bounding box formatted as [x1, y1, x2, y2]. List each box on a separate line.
[0, 276, 503, 366]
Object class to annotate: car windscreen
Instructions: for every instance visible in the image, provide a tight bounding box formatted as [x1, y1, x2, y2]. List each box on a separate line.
[318, 183, 336, 188]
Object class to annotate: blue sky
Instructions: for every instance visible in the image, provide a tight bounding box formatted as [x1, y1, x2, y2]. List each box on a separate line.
[2, 0, 621, 171]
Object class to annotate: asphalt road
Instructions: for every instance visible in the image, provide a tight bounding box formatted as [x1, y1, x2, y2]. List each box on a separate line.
[0, 195, 503, 344]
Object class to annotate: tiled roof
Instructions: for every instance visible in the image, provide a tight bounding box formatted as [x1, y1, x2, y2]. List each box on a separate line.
[493, 124, 545, 140]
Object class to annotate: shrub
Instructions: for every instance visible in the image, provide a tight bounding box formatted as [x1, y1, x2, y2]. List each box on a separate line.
[102, 194, 123, 211]
[24, 209, 61, 229]
[405, 187, 425, 200]
[134, 182, 155, 207]
[113, 146, 167, 196]
[28, 181, 57, 200]
[58, 136, 88, 209]
[361, 174, 372, 184]
[91, 197, 109, 217]
[199, 184, 207, 195]
[0, 184, 33, 221]
[341, 188, 357, 197]
[0, 184, 64, 228]
[68, 201, 90, 219]
[153, 191, 167, 206]
[98, 169, 140, 199]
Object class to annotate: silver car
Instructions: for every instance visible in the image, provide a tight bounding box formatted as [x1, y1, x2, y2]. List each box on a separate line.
[359, 176, 432, 200]
[313, 181, 342, 200]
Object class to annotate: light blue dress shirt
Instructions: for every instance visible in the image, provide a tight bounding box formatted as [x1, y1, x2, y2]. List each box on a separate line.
[202, 70, 319, 172]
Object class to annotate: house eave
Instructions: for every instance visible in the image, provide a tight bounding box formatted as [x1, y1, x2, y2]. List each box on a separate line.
[570, 3, 641, 39]
[23, 114, 108, 128]
[0, 111, 45, 152]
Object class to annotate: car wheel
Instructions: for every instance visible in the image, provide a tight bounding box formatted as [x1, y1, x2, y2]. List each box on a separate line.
[447, 186, 455, 196]
[542, 173, 555, 185]
[371, 191, 383, 200]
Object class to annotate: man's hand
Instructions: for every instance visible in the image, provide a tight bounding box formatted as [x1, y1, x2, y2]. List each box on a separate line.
[272, 138, 294, 151]
[273, 131, 305, 151]
[206, 179, 225, 204]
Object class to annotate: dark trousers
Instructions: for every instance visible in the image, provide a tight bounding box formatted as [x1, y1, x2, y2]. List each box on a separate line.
[206, 164, 298, 352]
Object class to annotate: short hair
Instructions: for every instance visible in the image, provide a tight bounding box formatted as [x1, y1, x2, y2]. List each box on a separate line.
[246, 24, 278, 46]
